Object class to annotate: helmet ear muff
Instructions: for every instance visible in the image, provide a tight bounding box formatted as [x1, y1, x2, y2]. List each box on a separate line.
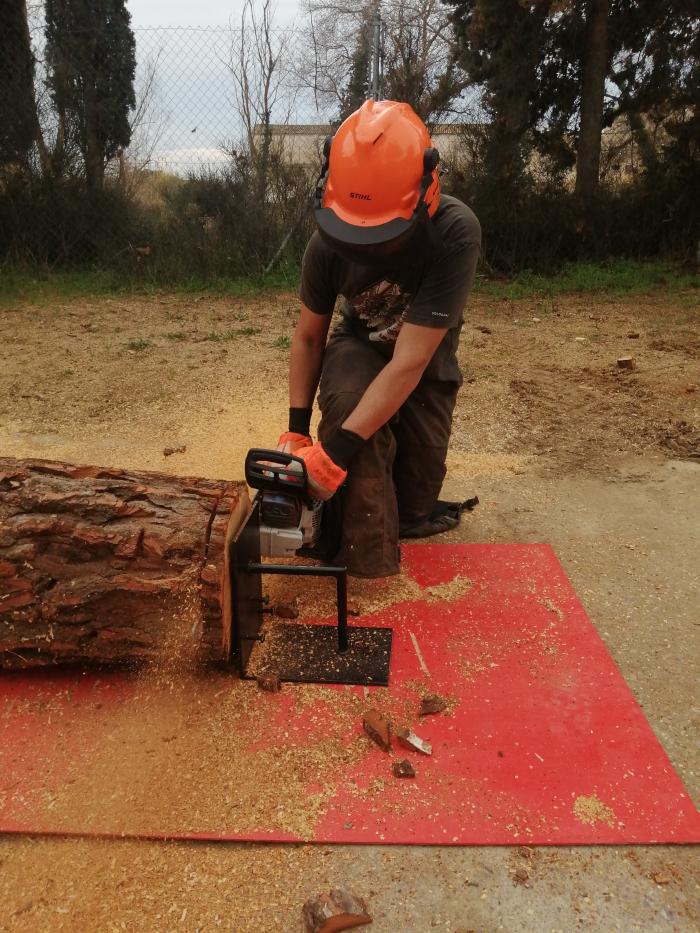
[416, 147, 440, 215]
[314, 135, 334, 209]
[423, 147, 440, 174]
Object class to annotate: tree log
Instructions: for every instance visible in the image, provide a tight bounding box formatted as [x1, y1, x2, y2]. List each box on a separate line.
[0, 458, 250, 669]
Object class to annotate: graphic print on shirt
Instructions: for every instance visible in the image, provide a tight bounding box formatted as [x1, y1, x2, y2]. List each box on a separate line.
[348, 279, 412, 342]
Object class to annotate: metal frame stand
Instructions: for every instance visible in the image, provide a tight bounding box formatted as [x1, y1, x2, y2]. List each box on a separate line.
[229, 499, 393, 686]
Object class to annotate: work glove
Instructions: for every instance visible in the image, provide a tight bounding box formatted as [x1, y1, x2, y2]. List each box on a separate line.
[295, 442, 348, 501]
[277, 431, 312, 455]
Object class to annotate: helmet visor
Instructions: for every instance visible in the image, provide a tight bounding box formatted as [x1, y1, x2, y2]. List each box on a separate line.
[315, 206, 424, 265]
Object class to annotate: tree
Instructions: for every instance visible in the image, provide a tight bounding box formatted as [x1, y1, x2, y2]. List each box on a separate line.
[44, 0, 136, 191]
[575, 0, 609, 197]
[303, 0, 468, 123]
[447, 0, 551, 185]
[0, 1, 51, 171]
[338, 9, 373, 120]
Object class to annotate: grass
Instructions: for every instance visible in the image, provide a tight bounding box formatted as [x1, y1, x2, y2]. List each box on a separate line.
[271, 335, 291, 349]
[0, 260, 696, 308]
[204, 327, 261, 342]
[0, 266, 299, 307]
[126, 338, 152, 351]
[476, 260, 698, 300]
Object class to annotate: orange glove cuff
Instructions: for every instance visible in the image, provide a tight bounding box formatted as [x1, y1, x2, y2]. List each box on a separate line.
[297, 443, 347, 495]
[277, 432, 312, 448]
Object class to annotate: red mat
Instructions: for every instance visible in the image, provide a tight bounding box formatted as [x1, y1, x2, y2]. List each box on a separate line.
[1, 544, 698, 845]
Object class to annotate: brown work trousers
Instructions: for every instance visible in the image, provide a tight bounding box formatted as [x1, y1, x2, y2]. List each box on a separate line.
[318, 325, 459, 577]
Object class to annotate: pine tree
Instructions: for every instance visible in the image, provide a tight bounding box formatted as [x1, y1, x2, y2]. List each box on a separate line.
[44, 0, 136, 191]
[447, 0, 551, 186]
[0, 1, 39, 167]
[339, 11, 373, 120]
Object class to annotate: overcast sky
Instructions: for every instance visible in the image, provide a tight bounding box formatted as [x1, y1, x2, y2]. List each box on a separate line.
[126, 0, 301, 28]
[123, 0, 324, 174]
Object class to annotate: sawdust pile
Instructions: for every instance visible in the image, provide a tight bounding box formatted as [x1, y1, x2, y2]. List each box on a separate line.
[573, 794, 616, 827]
[0, 836, 342, 933]
[263, 565, 472, 619]
[424, 575, 472, 603]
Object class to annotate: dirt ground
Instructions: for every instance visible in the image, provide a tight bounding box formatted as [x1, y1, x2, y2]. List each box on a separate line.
[1, 285, 699, 931]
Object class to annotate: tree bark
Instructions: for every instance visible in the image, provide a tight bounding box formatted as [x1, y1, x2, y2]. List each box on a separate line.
[84, 79, 105, 192]
[0, 458, 250, 669]
[576, 0, 609, 199]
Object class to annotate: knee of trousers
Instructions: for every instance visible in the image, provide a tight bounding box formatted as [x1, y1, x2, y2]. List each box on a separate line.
[318, 390, 365, 437]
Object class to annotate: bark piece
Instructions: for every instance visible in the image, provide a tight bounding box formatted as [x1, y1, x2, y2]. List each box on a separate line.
[396, 727, 432, 756]
[302, 889, 372, 932]
[0, 457, 249, 668]
[418, 694, 447, 716]
[362, 709, 391, 752]
[274, 599, 299, 619]
[256, 673, 281, 693]
[163, 444, 186, 457]
[392, 759, 416, 778]
[617, 356, 636, 370]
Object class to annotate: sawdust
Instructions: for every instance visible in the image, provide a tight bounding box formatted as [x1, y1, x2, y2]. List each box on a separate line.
[573, 794, 617, 827]
[424, 575, 472, 602]
[261, 565, 472, 621]
[541, 597, 565, 621]
[0, 836, 338, 933]
[446, 451, 529, 477]
[261, 566, 424, 620]
[35, 670, 372, 841]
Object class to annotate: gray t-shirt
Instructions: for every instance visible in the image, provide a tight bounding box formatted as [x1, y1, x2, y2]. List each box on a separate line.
[300, 194, 480, 344]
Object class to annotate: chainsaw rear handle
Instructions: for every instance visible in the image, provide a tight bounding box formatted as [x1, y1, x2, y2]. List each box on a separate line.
[245, 448, 312, 502]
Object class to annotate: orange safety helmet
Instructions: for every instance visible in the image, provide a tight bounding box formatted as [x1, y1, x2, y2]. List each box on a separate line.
[314, 100, 441, 257]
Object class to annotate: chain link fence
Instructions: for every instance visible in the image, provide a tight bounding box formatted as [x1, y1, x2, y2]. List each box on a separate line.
[0, 16, 346, 279]
[3, 10, 694, 278]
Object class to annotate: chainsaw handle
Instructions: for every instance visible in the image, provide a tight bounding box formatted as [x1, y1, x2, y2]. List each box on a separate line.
[245, 448, 309, 495]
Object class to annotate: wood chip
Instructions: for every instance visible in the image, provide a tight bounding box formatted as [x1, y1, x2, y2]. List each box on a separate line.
[362, 709, 391, 752]
[163, 445, 186, 457]
[395, 727, 432, 756]
[274, 599, 299, 619]
[392, 759, 416, 778]
[651, 872, 672, 885]
[418, 694, 447, 716]
[616, 356, 636, 370]
[513, 868, 529, 886]
[302, 888, 372, 932]
[256, 673, 281, 692]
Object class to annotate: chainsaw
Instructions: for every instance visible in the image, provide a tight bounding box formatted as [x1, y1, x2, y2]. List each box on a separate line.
[229, 449, 392, 686]
[244, 448, 342, 560]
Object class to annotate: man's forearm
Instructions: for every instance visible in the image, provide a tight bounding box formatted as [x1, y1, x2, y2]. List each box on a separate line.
[341, 358, 424, 440]
[289, 330, 325, 409]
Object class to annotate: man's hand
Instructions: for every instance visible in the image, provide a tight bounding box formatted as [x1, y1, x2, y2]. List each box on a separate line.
[296, 442, 347, 500]
[277, 431, 312, 455]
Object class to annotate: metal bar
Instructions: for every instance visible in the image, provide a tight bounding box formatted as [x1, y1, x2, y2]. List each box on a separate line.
[245, 562, 350, 653]
[246, 562, 342, 577]
[336, 571, 348, 653]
